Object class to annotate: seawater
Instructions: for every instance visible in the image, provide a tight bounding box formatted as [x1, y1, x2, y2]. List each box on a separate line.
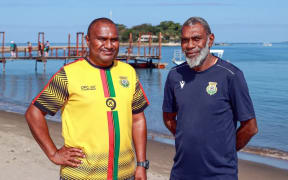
[1, 43, 288, 163]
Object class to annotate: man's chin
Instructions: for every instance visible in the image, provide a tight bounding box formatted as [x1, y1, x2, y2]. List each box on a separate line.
[100, 52, 117, 59]
[99, 56, 116, 64]
[186, 57, 198, 64]
[186, 57, 203, 68]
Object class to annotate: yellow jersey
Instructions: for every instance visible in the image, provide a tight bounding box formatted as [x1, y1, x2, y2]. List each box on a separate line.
[33, 58, 149, 180]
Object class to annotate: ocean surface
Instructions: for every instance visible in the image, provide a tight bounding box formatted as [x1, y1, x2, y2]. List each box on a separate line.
[1, 43, 288, 165]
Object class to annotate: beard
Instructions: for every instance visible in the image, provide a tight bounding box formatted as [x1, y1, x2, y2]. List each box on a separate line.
[185, 38, 210, 69]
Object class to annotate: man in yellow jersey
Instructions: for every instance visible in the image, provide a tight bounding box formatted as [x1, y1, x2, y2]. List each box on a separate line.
[25, 18, 149, 180]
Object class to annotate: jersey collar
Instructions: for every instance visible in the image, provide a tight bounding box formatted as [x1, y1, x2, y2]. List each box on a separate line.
[84, 57, 114, 69]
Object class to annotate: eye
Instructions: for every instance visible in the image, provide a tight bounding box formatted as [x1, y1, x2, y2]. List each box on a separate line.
[94, 37, 105, 42]
[111, 38, 119, 43]
[100, 38, 106, 41]
[181, 38, 189, 43]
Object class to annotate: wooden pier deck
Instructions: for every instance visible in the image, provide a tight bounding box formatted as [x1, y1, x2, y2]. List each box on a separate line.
[0, 55, 166, 72]
[0, 31, 166, 72]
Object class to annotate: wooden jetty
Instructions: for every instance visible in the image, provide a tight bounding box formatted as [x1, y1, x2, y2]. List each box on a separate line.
[0, 32, 166, 72]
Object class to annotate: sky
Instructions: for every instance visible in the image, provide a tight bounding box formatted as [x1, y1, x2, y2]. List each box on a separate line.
[0, 0, 287, 43]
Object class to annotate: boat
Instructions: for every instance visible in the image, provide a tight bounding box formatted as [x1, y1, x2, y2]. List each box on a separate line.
[214, 42, 230, 46]
[172, 49, 224, 65]
[263, 42, 272, 47]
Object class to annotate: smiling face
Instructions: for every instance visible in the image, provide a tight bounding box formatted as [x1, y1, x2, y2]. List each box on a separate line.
[181, 23, 214, 68]
[86, 22, 119, 67]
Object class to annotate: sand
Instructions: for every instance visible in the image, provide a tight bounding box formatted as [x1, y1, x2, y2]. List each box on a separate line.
[0, 110, 288, 180]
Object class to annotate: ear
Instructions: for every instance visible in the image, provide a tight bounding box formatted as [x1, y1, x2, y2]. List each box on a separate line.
[208, 33, 215, 48]
[85, 35, 90, 46]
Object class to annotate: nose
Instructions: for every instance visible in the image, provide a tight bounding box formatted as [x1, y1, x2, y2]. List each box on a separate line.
[104, 39, 113, 49]
[187, 39, 196, 49]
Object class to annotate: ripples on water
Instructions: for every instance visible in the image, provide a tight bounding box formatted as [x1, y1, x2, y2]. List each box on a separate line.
[0, 44, 288, 160]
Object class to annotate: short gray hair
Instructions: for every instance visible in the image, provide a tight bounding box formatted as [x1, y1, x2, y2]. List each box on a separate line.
[182, 17, 211, 35]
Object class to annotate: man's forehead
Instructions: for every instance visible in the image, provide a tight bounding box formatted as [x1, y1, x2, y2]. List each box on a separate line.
[182, 23, 205, 31]
[182, 24, 206, 36]
[90, 22, 118, 36]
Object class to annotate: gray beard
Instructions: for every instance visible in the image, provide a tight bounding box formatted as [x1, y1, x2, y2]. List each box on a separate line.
[185, 39, 210, 69]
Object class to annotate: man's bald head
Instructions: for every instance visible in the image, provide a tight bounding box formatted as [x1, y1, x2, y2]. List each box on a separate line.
[87, 18, 117, 37]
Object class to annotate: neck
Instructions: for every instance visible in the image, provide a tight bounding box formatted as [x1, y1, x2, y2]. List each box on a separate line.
[87, 56, 113, 67]
[193, 54, 217, 72]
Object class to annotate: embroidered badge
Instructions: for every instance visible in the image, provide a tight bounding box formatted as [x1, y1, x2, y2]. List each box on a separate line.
[180, 81, 185, 89]
[119, 76, 129, 88]
[106, 98, 116, 110]
[206, 82, 218, 95]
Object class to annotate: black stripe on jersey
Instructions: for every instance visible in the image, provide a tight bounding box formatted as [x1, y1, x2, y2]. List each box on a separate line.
[132, 78, 148, 114]
[33, 68, 69, 116]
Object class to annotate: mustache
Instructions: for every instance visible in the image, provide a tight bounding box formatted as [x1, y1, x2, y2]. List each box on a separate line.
[100, 48, 115, 52]
[183, 47, 201, 53]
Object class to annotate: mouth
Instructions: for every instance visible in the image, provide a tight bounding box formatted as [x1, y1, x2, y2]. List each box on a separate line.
[185, 51, 199, 58]
[101, 50, 115, 56]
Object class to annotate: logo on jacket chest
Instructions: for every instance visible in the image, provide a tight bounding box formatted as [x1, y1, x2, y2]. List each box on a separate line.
[179, 81, 185, 89]
[206, 82, 218, 95]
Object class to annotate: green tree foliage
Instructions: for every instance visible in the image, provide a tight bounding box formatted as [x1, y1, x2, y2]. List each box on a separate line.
[116, 21, 182, 43]
[156, 21, 182, 42]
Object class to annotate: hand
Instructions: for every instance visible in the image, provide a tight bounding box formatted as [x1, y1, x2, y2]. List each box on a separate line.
[49, 146, 85, 167]
[135, 166, 147, 180]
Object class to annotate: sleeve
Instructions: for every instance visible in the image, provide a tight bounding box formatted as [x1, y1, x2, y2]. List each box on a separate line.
[132, 75, 149, 114]
[229, 71, 255, 122]
[32, 68, 69, 116]
[162, 71, 177, 112]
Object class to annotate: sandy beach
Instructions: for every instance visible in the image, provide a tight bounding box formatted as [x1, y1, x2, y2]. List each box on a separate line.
[1, 110, 288, 180]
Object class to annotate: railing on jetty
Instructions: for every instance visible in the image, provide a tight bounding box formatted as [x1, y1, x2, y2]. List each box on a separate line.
[0, 31, 165, 72]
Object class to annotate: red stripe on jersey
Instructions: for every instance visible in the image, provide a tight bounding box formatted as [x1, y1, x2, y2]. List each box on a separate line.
[32, 58, 84, 104]
[139, 82, 150, 105]
[32, 68, 63, 104]
[100, 69, 110, 97]
[107, 111, 115, 180]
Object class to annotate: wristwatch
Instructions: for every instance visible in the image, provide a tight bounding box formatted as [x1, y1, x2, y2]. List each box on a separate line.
[137, 160, 149, 169]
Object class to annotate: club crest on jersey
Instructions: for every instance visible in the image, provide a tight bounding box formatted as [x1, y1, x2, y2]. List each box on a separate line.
[206, 82, 218, 95]
[106, 98, 116, 110]
[119, 76, 129, 88]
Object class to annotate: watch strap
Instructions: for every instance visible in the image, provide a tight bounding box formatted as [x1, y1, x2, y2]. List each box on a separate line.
[137, 160, 149, 169]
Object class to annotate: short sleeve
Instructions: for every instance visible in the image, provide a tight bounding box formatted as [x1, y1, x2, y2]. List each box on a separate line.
[132, 75, 149, 114]
[32, 68, 69, 116]
[229, 71, 255, 122]
[162, 71, 177, 112]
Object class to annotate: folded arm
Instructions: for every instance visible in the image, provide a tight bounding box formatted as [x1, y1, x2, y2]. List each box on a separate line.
[163, 112, 177, 136]
[236, 118, 258, 151]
